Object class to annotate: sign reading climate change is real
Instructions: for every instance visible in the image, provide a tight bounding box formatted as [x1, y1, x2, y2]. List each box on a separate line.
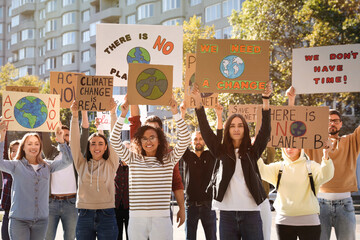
[195, 39, 270, 93]
[96, 23, 183, 87]
[2, 91, 60, 132]
[292, 44, 360, 94]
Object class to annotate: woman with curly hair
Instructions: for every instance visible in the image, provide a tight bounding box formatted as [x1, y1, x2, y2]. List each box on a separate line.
[110, 96, 191, 240]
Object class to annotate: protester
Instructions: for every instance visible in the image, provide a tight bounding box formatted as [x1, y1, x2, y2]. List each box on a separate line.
[193, 82, 272, 240]
[44, 111, 89, 240]
[288, 86, 360, 240]
[0, 121, 73, 240]
[110, 96, 191, 240]
[1, 140, 20, 240]
[70, 100, 119, 240]
[179, 102, 222, 240]
[258, 147, 334, 240]
[129, 105, 186, 226]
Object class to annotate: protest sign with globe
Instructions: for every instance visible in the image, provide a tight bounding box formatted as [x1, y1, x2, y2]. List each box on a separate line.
[2, 91, 60, 132]
[220, 55, 245, 79]
[136, 68, 168, 100]
[127, 47, 151, 64]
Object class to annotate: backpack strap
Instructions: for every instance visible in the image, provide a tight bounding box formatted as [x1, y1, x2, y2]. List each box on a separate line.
[275, 162, 284, 191]
[306, 158, 316, 196]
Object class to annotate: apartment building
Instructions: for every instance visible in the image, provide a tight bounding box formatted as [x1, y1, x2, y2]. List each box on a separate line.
[0, 0, 243, 81]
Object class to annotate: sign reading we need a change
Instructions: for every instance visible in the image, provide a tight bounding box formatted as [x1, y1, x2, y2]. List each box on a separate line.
[2, 91, 60, 132]
[96, 23, 183, 87]
[292, 44, 360, 94]
[195, 39, 270, 94]
[255, 106, 329, 149]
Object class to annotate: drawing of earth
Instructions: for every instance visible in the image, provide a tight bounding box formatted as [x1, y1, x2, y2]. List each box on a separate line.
[189, 73, 213, 98]
[136, 68, 168, 100]
[127, 47, 151, 64]
[290, 121, 306, 137]
[14, 96, 48, 129]
[220, 55, 245, 79]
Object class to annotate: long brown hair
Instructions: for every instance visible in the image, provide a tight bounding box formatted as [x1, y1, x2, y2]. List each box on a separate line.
[15, 133, 46, 164]
[132, 125, 168, 164]
[85, 133, 110, 161]
[222, 114, 251, 156]
[8, 140, 20, 160]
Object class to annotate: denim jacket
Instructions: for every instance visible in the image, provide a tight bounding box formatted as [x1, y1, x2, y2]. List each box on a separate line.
[0, 141, 73, 220]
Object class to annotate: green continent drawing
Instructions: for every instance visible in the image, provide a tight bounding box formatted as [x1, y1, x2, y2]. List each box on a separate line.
[127, 47, 151, 64]
[136, 68, 168, 100]
[14, 96, 48, 128]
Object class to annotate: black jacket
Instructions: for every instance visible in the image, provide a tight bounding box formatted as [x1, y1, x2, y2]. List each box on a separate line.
[195, 106, 271, 205]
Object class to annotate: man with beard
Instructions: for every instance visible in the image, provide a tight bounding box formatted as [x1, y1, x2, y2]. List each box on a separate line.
[288, 87, 360, 240]
[180, 103, 223, 240]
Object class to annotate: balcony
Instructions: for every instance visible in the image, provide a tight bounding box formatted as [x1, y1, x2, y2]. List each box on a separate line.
[12, 3, 36, 16]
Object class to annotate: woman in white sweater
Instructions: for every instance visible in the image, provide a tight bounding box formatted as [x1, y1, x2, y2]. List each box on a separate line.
[110, 96, 191, 240]
[257, 148, 334, 240]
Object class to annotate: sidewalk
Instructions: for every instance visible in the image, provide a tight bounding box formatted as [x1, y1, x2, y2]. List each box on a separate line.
[1, 208, 359, 239]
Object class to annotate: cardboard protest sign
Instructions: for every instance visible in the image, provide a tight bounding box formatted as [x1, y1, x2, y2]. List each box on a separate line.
[255, 106, 329, 149]
[127, 63, 173, 106]
[195, 39, 270, 94]
[96, 23, 183, 87]
[50, 71, 84, 108]
[76, 75, 113, 111]
[6, 86, 39, 93]
[292, 44, 360, 94]
[184, 53, 218, 108]
[2, 91, 60, 132]
[96, 111, 112, 131]
[228, 104, 260, 122]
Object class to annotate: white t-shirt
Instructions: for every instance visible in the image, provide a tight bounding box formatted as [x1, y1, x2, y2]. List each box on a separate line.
[276, 214, 320, 226]
[31, 164, 40, 172]
[50, 152, 77, 194]
[212, 149, 259, 211]
[317, 192, 351, 200]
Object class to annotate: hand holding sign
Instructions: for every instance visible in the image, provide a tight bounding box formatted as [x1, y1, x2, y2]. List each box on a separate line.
[215, 104, 223, 117]
[169, 95, 178, 115]
[70, 100, 79, 118]
[110, 98, 117, 114]
[55, 124, 64, 144]
[191, 83, 202, 109]
[0, 118, 7, 142]
[262, 81, 272, 98]
[120, 95, 129, 118]
[323, 139, 335, 160]
[286, 86, 296, 106]
[180, 101, 187, 119]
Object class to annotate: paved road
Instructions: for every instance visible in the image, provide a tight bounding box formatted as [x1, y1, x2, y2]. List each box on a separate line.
[1, 207, 359, 239]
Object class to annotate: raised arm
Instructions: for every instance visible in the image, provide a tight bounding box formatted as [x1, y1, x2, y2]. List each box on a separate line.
[41, 132, 59, 159]
[69, 100, 84, 170]
[0, 122, 16, 173]
[80, 111, 89, 155]
[257, 159, 280, 187]
[49, 126, 73, 172]
[286, 86, 296, 107]
[110, 99, 133, 164]
[312, 141, 334, 186]
[129, 104, 141, 139]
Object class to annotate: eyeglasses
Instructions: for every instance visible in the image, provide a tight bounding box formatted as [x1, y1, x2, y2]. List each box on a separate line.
[141, 136, 158, 143]
[329, 119, 341, 124]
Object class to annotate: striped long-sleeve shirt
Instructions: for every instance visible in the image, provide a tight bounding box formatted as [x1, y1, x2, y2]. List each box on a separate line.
[110, 113, 191, 217]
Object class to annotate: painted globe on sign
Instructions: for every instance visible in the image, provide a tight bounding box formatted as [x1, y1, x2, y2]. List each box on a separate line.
[136, 68, 168, 100]
[116, 103, 130, 124]
[14, 96, 48, 129]
[290, 121, 307, 137]
[127, 47, 151, 64]
[189, 73, 213, 98]
[220, 55, 245, 79]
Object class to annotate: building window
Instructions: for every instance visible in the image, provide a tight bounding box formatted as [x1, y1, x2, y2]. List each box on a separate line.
[46, 38, 57, 51]
[62, 52, 76, 65]
[223, 26, 232, 39]
[162, 0, 180, 12]
[46, 57, 57, 70]
[223, 0, 241, 17]
[0, 7, 3, 19]
[39, 45, 46, 56]
[82, 10, 90, 22]
[82, 50, 90, 62]
[127, 0, 135, 5]
[82, 30, 90, 42]
[39, 9, 46, 20]
[19, 47, 35, 60]
[205, 3, 221, 22]
[62, 12, 76, 26]
[138, 4, 154, 21]
[162, 18, 182, 26]
[11, 15, 19, 27]
[8, 6, 12, 17]
[0, 24, 3, 34]
[39, 27, 45, 38]
[62, 31, 76, 46]
[90, 21, 100, 36]
[20, 29, 34, 41]
[0, 42, 2, 52]
[19, 66, 34, 77]
[127, 14, 136, 24]
[46, 19, 57, 32]
[214, 29, 222, 39]
[63, 0, 75, 7]
[11, 33, 17, 45]
[39, 64, 45, 75]
[190, 0, 201, 6]
[47, 0, 57, 12]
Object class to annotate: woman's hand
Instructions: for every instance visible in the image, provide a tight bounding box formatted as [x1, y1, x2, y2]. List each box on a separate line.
[0, 118, 7, 143]
[286, 86, 296, 106]
[110, 97, 117, 114]
[120, 95, 129, 118]
[215, 104, 223, 118]
[262, 81, 272, 98]
[191, 83, 202, 109]
[55, 124, 65, 144]
[179, 101, 186, 119]
[70, 100, 79, 117]
[169, 95, 178, 115]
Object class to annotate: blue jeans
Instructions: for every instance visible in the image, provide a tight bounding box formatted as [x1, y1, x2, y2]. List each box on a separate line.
[185, 201, 216, 240]
[219, 210, 263, 240]
[45, 197, 78, 240]
[319, 197, 356, 240]
[9, 218, 48, 240]
[76, 208, 118, 240]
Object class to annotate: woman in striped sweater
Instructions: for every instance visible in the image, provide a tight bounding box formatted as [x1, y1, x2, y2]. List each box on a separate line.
[110, 96, 191, 240]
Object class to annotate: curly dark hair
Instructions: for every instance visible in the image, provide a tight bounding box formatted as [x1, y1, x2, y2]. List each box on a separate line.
[132, 125, 168, 164]
[223, 114, 251, 156]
